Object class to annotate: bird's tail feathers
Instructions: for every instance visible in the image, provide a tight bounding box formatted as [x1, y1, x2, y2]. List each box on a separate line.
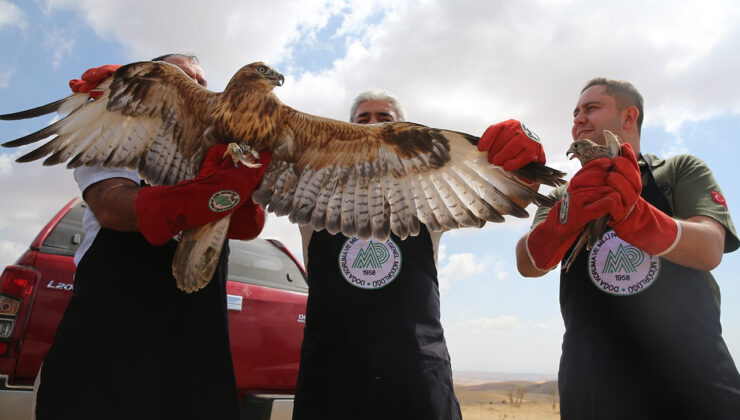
[511, 163, 567, 187]
[173, 216, 231, 293]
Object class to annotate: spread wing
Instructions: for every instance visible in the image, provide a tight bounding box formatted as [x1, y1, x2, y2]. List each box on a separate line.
[254, 107, 566, 240]
[1, 61, 220, 185]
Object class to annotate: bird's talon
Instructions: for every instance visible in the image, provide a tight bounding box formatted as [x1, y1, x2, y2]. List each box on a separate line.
[224, 142, 262, 168]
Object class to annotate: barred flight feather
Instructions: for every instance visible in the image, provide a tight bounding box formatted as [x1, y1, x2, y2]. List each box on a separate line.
[339, 172, 357, 237]
[407, 176, 441, 231]
[1, 59, 566, 292]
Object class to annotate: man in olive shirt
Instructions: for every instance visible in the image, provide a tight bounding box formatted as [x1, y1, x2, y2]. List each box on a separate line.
[516, 77, 740, 419]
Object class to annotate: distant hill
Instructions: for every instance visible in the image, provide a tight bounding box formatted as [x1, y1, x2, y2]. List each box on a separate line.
[453, 370, 556, 385]
[456, 379, 558, 396]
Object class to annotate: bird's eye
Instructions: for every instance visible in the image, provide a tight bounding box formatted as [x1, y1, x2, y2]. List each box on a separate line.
[258, 65, 267, 73]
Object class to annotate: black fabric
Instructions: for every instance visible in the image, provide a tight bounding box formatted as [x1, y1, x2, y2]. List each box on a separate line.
[36, 228, 240, 420]
[293, 226, 461, 420]
[558, 161, 740, 419]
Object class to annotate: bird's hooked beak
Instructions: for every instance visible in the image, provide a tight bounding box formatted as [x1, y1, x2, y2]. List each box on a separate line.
[270, 72, 285, 87]
[566, 144, 578, 160]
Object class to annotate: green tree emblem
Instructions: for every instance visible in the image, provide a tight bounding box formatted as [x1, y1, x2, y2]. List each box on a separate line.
[214, 194, 235, 207]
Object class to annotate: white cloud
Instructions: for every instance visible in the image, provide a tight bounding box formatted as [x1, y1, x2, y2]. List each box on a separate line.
[446, 315, 564, 372]
[457, 315, 521, 335]
[260, 215, 304, 266]
[438, 251, 490, 290]
[438, 243, 447, 263]
[0, 151, 12, 175]
[0, 239, 25, 266]
[0, 68, 13, 88]
[0, 0, 25, 31]
[535, 318, 564, 332]
[291, 0, 740, 157]
[0, 155, 79, 269]
[40, 0, 365, 90]
[42, 27, 75, 69]
[32, 0, 740, 141]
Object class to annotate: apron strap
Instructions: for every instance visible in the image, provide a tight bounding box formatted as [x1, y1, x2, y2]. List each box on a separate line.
[639, 154, 673, 217]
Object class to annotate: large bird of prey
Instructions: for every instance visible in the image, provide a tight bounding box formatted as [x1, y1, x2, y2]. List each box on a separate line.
[1, 61, 566, 292]
[562, 130, 622, 272]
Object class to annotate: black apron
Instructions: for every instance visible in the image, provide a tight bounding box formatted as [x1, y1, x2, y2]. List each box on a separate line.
[293, 226, 461, 420]
[36, 228, 240, 420]
[558, 159, 740, 419]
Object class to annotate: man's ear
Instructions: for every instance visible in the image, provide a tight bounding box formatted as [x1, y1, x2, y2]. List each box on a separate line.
[622, 105, 640, 130]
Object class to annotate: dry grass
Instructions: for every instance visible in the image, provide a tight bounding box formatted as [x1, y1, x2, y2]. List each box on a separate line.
[455, 381, 560, 420]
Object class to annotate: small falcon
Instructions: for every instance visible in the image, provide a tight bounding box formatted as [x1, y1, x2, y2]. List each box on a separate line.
[1, 61, 566, 291]
[562, 130, 622, 272]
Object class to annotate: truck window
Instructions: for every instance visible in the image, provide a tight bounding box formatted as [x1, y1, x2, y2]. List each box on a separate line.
[39, 201, 86, 257]
[227, 239, 308, 293]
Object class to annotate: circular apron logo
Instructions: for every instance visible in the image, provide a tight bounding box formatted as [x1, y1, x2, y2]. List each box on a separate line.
[587, 230, 660, 296]
[208, 190, 241, 212]
[339, 236, 402, 290]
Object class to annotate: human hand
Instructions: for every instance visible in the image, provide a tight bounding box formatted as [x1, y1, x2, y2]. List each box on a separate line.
[554, 159, 618, 238]
[69, 64, 122, 99]
[135, 144, 271, 245]
[227, 201, 265, 240]
[526, 160, 617, 270]
[605, 143, 641, 224]
[477, 119, 546, 171]
[606, 143, 679, 256]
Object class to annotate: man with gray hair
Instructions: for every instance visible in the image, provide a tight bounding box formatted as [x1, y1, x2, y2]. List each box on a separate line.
[293, 89, 460, 420]
[293, 90, 549, 419]
[348, 89, 407, 123]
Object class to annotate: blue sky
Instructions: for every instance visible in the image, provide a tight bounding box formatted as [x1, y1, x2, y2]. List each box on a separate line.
[2, 0, 740, 376]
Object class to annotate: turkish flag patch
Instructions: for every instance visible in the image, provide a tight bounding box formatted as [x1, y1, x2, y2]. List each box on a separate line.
[712, 191, 728, 208]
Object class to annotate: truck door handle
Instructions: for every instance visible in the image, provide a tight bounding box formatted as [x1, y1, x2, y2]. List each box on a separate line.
[227, 294, 243, 311]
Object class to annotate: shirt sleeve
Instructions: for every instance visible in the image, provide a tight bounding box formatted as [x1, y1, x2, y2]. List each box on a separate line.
[664, 154, 739, 253]
[74, 164, 140, 196]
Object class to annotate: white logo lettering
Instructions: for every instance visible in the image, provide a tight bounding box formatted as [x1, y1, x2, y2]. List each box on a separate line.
[588, 230, 660, 296]
[46, 280, 74, 291]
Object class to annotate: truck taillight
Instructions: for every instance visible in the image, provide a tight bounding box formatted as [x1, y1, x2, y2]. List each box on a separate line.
[0, 266, 40, 354]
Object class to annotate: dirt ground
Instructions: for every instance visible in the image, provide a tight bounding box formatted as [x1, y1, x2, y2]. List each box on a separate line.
[456, 387, 560, 420]
[460, 402, 560, 420]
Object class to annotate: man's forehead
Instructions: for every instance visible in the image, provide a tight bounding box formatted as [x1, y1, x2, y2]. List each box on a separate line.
[575, 86, 613, 109]
[163, 55, 206, 87]
[356, 100, 396, 114]
[574, 98, 602, 112]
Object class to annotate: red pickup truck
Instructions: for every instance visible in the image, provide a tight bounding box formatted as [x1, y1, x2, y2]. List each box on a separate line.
[0, 198, 308, 419]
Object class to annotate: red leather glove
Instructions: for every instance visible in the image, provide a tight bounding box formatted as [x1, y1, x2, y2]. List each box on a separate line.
[478, 119, 546, 171]
[135, 144, 271, 245]
[526, 159, 618, 270]
[69, 64, 122, 99]
[604, 143, 641, 222]
[607, 143, 680, 256]
[227, 202, 265, 240]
